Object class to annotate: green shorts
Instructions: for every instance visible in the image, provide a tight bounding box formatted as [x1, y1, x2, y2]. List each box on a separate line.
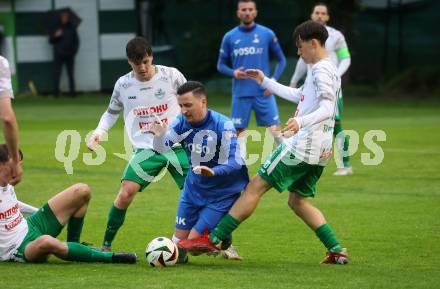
[122, 146, 190, 191]
[258, 144, 324, 197]
[12, 203, 63, 262]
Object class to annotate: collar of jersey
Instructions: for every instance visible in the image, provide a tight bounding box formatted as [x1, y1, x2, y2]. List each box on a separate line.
[238, 23, 257, 32]
[131, 65, 158, 84]
[188, 110, 212, 128]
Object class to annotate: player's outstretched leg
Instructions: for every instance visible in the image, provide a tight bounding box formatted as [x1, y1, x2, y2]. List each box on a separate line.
[172, 233, 189, 264]
[22, 184, 137, 263]
[179, 175, 271, 254]
[287, 192, 348, 264]
[102, 180, 140, 251]
[24, 235, 136, 263]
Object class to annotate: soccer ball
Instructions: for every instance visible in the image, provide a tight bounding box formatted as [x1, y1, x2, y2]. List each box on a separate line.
[145, 237, 179, 267]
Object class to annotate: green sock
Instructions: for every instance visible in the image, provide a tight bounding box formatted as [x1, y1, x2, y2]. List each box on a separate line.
[103, 204, 127, 248]
[315, 224, 343, 253]
[209, 214, 240, 245]
[342, 133, 350, 167]
[66, 242, 113, 262]
[67, 217, 84, 242]
[334, 122, 350, 168]
[333, 122, 342, 137]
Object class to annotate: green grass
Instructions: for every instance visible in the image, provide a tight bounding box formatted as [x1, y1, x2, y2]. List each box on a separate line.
[1, 94, 440, 289]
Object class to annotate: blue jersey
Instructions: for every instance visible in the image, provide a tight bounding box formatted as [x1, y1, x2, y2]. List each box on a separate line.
[162, 110, 249, 202]
[217, 24, 286, 98]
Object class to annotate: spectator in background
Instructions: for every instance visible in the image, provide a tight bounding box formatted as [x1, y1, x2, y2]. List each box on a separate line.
[49, 10, 80, 97]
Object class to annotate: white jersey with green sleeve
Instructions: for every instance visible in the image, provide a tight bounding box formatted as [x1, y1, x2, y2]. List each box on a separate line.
[0, 56, 14, 99]
[290, 26, 350, 84]
[0, 185, 28, 261]
[265, 58, 340, 166]
[325, 26, 350, 72]
[103, 65, 186, 150]
[291, 58, 340, 165]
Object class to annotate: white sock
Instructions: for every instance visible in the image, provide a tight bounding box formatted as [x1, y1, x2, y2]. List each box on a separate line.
[334, 134, 345, 169]
[171, 234, 180, 245]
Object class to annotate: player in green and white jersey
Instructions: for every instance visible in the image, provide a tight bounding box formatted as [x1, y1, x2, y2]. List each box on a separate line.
[290, 3, 353, 176]
[87, 37, 190, 251]
[0, 145, 136, 264]
[179, 20, 348, 265]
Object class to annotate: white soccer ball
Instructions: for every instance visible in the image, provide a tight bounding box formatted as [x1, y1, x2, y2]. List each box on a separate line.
[145, 237, 179, 267]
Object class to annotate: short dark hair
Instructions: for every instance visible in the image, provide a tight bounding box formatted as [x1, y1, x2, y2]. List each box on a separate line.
[126, 37, 153, 65]
[293, 20, 328, 46]
[177, 81, 206, 98]
[238, 0, 256, 7]
[0, 144, 23, 164]
[312, 2, 330, 14]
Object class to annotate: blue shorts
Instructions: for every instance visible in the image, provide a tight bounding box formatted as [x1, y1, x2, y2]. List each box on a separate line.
[175, 190, 240, 234]
[231, 95, 280, 129]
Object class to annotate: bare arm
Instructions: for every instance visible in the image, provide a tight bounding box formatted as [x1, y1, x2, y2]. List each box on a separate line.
[0, 97, 22, 185]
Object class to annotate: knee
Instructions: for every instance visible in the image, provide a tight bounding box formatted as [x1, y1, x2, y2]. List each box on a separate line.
[117, 183, 138, 207]
[35, 235, 59, 252]
[287, 194, 303, 215]
[73, 183, 92, 202]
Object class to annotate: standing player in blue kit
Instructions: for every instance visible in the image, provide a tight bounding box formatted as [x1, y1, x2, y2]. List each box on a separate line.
[217, 0, 286, 158]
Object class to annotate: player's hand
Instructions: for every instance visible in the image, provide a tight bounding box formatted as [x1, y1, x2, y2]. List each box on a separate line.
[289, 82, 297, 88]
[9, 161, 22, 185]
[233, 67, 247, 80]
[244, 69, 264, 84]
[87, 132, 102, 151]
[281, 117, 300, 135]
[149, 115, 168, 136]
[192, 165, 215, 177]
[263, 89, 272, 96]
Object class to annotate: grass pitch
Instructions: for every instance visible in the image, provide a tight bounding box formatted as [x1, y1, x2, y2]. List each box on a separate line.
[1, 93, 439, 289]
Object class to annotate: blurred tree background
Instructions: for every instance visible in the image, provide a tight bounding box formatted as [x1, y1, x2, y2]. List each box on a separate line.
[138, 0, 439, 96]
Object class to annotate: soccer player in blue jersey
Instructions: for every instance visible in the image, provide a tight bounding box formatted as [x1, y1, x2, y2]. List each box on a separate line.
[217, 0, 287, 157]
[151, 81, 249, 263]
